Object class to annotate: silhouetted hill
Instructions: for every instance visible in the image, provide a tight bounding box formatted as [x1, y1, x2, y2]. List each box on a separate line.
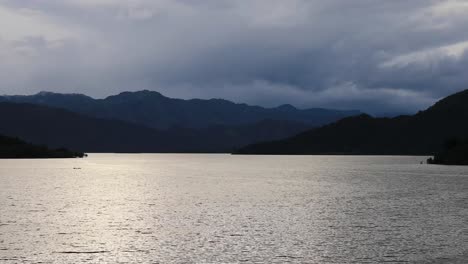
[0, 102, 178, 153]
[0, 90, 359, 129]
[0, 134, 84, 158]
[193, 119, 312, 151]
[0, 102, 312, 153]
[236, 89, 468, 155]
[427, 138, 468, 165]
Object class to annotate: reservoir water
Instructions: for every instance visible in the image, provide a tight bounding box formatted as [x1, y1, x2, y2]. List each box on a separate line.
[0, 154, 467, 263]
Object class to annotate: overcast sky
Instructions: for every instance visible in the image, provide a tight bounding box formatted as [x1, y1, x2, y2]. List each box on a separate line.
[1, 0, 468, 114]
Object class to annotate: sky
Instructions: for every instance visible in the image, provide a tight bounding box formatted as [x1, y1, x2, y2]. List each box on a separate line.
[1, 0, 468, 114]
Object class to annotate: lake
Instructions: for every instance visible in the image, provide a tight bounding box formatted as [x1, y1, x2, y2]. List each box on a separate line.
[0, 154, 467, 263]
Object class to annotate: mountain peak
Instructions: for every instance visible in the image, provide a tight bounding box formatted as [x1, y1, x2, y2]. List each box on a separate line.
[36, 91, 57, 96]
[104, 90, 167, 104]
[123, 90, 163, 96]
[276, 104, 297, 111]
[34, 91, 92, 100]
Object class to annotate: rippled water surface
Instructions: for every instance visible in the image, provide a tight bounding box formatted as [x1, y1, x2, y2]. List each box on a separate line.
[0, 154, 467, 263]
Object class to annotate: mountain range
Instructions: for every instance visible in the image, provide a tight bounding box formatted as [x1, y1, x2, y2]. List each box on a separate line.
[0, 91, 358, 153]
[236, 89, 468, 155]
[0, 90, 359, 129]
[1, 88, 467, 158]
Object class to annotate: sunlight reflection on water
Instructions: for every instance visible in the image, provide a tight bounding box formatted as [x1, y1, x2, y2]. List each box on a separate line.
[0, 154, 467, 263]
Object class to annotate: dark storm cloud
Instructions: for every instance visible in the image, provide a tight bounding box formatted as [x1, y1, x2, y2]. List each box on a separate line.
[1, 0, 468, 114]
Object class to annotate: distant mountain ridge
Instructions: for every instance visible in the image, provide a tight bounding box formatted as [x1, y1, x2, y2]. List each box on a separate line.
[0, 102, 312, 153]
[0, 90, 360, 129]
[236, 89, 468, 155]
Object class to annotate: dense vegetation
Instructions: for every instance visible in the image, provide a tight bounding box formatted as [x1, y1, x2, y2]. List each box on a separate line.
[0, 135, 84, 158]
[236, 89, 468, 157]
[427, 138, 468, 165]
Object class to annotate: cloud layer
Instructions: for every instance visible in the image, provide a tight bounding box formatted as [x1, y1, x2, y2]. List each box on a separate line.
[1, 0, 468, 114]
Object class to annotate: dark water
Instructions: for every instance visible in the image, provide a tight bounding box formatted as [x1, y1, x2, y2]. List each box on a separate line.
[0, 154, 467, 263]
